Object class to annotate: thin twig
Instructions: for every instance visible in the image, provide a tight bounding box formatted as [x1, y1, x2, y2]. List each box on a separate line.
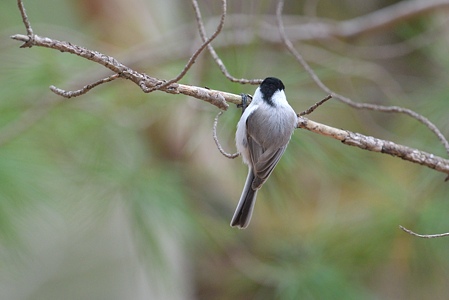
[192, 0, 262, 85]
[299, 95, 332, 116]
[16, 0, 33, 47]
[399, 225, 449, 239]
[147, 0, 228, 93]
[50, 73, 120, 98]
[213, 111, 239, 159]
[276, 0, 449, 157]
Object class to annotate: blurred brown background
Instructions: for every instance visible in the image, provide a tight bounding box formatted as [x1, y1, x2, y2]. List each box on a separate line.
[1, 0, 449, 299]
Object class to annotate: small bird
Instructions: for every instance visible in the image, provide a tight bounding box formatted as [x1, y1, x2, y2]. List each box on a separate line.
[231, 77, 297, 229]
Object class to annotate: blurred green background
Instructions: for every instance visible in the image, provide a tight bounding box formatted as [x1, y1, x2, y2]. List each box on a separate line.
[1, 0, 449, 299]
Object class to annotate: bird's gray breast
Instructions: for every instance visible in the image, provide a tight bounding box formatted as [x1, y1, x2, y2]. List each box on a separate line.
[246, 105, 296, 150]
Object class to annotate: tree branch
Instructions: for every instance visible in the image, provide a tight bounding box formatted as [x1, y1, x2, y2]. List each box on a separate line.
[210, 104, 449, 176]
[213, 111, 239, 159]
[298, 95, 332, 116]
[49, 74, 120, 98]
[298, 117, 449, 176]
[16, 0, 33, 47]
[330, 0, 449, 39]
[276, 0, 449, 157]
[147, 0, 228, 92]
[278, 0, 449, 41]
[10, 33, 238, 110]
[192, 0, 262, 85]
[399, 225, 449, 238]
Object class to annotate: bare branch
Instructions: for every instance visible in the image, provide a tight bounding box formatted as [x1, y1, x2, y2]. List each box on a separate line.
[325, 18, 449, 60]
[297, 117, 449, 176]
[10, 33, 233, 110]
[10, 0, 239, 109]
[203, 11, 447, 56]
[280, 0, 449, 41]
[399, 225, 449, 239]
[147, 0, 228, 92]
[276, 0, 449, 157]
[299, 95, 332, 116]
[335, 0, 449, 39]
[50, 74, 120, 98]
[213, 111, 239, 159]
[192, 0, 262, 85]
[16, 0, 33, 47]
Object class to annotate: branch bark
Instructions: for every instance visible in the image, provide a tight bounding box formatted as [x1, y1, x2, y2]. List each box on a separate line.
[10, 33, 238, 110]
[298, 117, 449, 176]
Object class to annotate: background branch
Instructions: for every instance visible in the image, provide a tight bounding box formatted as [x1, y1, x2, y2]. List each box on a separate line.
[280, 0, 449, 41]
[147, 0, 227, 92]
[192, 0, 262, 84]
[276, 0, 449, 157]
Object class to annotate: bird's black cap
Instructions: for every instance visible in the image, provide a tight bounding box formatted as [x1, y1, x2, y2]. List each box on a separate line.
[259, 77, 285, 106]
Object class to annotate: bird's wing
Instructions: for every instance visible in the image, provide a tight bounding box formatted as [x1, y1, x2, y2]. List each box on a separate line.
[246, 113, 286, 189]
[252, 146, 286, 189]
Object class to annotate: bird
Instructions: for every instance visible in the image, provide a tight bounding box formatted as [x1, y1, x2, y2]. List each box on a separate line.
[231, 77, 297, 229]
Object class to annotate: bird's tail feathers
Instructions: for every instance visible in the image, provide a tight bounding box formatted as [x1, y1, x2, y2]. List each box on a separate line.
[230, 170, 258, 229]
